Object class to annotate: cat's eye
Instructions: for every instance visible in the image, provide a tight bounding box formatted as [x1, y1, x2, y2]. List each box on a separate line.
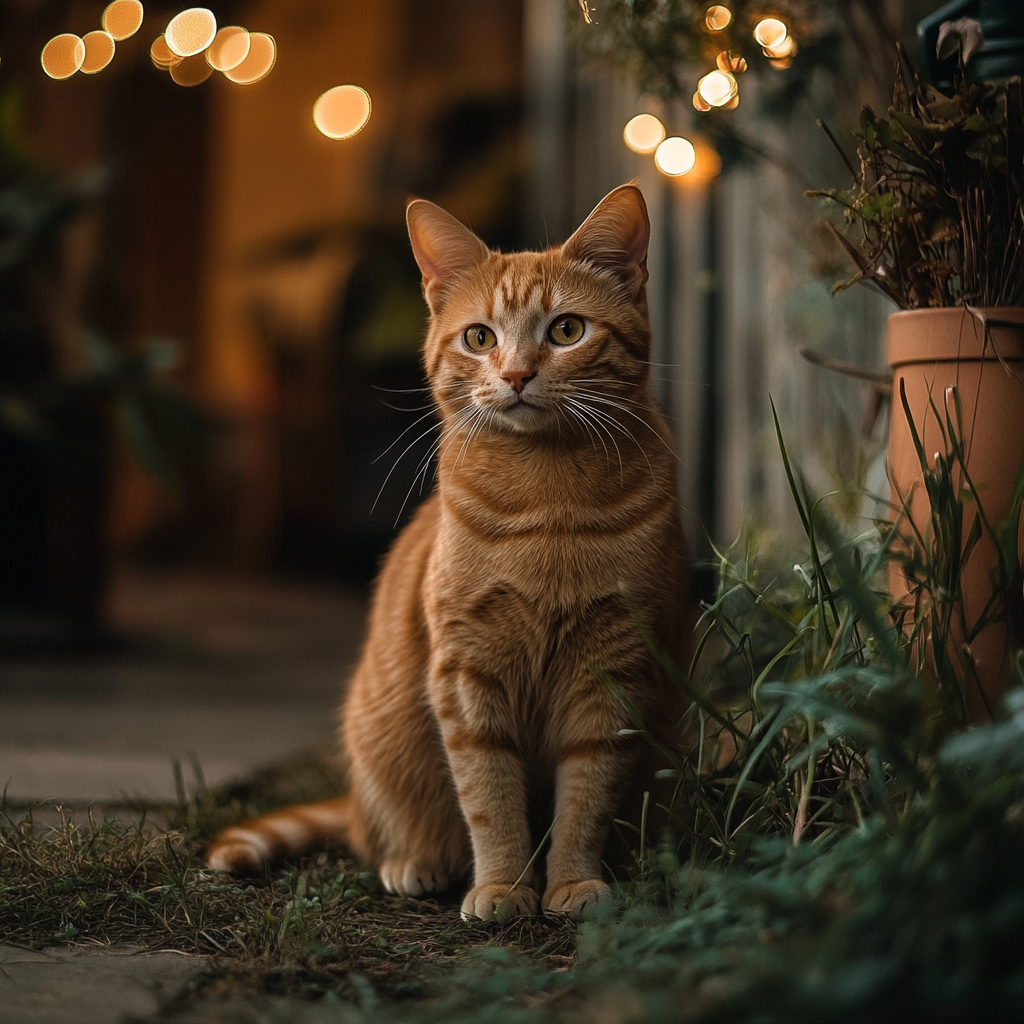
[548, 315, 585, 346]
[463, 325, 497, 352]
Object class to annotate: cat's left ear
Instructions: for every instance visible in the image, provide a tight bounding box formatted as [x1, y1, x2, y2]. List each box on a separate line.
[561, 182, 650, 297]
[407, 199, 490, 312]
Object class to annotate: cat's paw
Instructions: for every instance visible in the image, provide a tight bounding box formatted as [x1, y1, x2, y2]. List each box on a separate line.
[206, 829, 270, 875]
[460, 883, 539, 923]
[379, 859, 450, 896]
[542, 879, 612, 919]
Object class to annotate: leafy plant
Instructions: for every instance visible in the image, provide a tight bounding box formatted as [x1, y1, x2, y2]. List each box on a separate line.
[809, 48, 1024, 307]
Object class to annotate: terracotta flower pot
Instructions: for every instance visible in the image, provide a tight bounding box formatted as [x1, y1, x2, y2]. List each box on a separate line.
[887, 306, 1024, 721]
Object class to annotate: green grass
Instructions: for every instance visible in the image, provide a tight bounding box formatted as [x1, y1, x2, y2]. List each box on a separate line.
[3, 410, 1024, 1022]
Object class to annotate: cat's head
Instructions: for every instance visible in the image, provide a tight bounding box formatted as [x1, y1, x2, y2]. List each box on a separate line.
[406, 184, 652, 436]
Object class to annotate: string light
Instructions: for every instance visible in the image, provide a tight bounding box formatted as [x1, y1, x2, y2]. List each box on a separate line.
[716, 50, 747, 73]
[101, 1, 143, 41]
[655, 137, 696, 176]
[222, 32, 276, 85]
[206, 26, 250, 72]
[622, 113, 666, 154]
[763, 35, 797, 58]
[697, 70, 738, 107]
[81, 31, 116, 74]
[150, 35, 182, 69]
[705, 6, 732, 31]
[165, 8, 217, 58]
[313, 85, 372, 139]
[41, 34, 86, 79]
[753, 18, 787, 49]
[170, 52, 213, 86]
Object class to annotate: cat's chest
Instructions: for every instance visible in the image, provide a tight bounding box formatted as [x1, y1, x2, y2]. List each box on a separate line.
[432, 479, 676, 610]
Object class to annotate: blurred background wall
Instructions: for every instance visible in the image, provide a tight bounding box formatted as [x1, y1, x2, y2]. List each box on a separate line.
[0, 0, 941, 643]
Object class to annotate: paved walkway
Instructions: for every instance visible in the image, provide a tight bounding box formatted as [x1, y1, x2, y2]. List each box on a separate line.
[0, 567, 368, 1022]
[0, 944, 210, 1024]
[0, 567, 367, 804]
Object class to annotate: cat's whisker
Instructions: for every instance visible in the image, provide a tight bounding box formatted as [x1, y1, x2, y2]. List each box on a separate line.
[573, 397, 656, 483]
[449, 405, 492, 479]
[394, 404, 480, 524]
[373, 407, 443, 464]
[561, 401, 610, 470]
[373, 400, 476, 515]
[372, 421, 446, 515]
[566, 397, 622, 483]
[572, 392, 682, 464]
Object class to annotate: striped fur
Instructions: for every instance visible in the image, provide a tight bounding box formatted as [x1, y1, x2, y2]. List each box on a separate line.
[207, 184, 691, 920]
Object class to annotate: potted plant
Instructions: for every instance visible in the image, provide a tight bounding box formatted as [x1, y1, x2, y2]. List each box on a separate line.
[809, 29, 1024, 722]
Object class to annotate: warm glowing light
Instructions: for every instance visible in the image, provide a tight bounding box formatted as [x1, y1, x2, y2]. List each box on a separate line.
[723, 93, 740, 109]
[753, 18, 787, 48]
[102, 1, 143, 41]
[165, 8, 217, 58]
[41, 34, 86, 79]
[763, 35, 797, 58]
[692, 140, 723, 180]
[622, 113, 666, 155]
[692, 90, 712, 112]
[313, 85, 372, 140]
[170, 52, 213, 86]
[705, 6, 732, 31]
[716, 50, 747, 73]
[206, 26, 250, 72]
[769, 57, 793, 70]
[150, 35, 182, 68]
[655, 137, 696, 177]
[81, 31, 116, 74]
[697, 70, 738, 107]
[223, 32, 276, 84]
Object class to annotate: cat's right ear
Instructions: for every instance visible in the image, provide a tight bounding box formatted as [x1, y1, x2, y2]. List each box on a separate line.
[406, 200, 490, 312]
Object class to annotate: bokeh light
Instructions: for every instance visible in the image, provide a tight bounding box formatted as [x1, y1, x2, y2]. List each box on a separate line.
[206, 26, 250, 72]
[102, 1, 144, 41]
[716, 50, 747, 73]
[692, 90, 712, 112]
[150, 35, 182, 69]
[41, 34, 86, 80]
[654, 137, 696, 177]
[622, 113, 666, 155]
[169, 52, 213, 86]
[165, 8, 217, 58]
[697, 70, 738, 107]
[223, 32, 276, 85]
[313, 85, 372, 140]
[705, 6, 732, 31]
[81, 31, 116, 74]
[753, 18, 787, 48]
[763, 35, 797, 58]
[692, 139, 723, 181]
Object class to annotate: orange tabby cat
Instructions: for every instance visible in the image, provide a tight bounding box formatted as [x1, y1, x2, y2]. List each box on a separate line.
[207, 183, 691, 920]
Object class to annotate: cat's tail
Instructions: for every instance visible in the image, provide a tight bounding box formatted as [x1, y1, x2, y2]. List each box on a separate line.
[206, 796, 355, 874]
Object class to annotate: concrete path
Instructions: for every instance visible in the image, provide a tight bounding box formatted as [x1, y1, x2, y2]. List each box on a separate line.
[0, 568, 369, 1022]
[0, 943, 210, 1024]
[0, 567, 367, 804]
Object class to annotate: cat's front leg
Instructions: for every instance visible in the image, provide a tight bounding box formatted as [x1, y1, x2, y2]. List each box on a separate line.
[429, 664, 538, 921]
[543, 731, 636, 919]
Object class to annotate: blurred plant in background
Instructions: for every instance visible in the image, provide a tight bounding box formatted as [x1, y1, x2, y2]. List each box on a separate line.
[0, 87, 206, 641]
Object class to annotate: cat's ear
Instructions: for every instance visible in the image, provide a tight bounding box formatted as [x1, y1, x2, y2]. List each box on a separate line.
[561, 182, 650, 296]
[406, 199, 490, 311]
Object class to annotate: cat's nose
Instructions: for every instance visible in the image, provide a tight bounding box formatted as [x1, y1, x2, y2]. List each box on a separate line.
[501, 369, 535, 395]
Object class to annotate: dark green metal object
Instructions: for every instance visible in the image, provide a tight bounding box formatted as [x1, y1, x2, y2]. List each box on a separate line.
[917, 0, 1024, 89]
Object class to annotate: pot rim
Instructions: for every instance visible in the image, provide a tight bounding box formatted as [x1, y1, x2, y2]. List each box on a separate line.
[888, 306, 1024, 367]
